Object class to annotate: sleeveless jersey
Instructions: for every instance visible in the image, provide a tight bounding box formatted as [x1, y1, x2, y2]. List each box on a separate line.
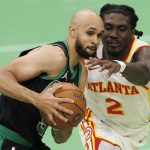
[0, 41, 82, 146]
[85, 38, 150, 136]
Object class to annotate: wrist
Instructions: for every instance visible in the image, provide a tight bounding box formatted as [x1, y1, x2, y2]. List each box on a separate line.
[113, 60, 126, 72]
[30, 92, 41, 108]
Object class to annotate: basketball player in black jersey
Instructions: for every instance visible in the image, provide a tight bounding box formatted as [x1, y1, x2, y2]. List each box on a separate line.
[0, 9, 104, 149]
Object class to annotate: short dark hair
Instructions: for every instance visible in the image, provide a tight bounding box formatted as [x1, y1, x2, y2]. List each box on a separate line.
[100, 4, 143, 38]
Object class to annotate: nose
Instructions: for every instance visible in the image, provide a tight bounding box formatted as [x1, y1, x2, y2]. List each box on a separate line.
[91, 35, 99, 45]
[110, 29, 119, 38]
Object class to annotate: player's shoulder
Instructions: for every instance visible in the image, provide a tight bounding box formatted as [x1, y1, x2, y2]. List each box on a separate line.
[41, 44, 66, 54]
[28, 44, 67, 68]
[129, 38, 150, 57]
[31, 44, 66, 62]
[133, 38, 150, 55]
[38, 45, 67, 74]
[134, 38, 149, 47]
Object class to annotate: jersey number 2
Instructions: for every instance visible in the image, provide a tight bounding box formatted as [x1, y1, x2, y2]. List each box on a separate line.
[106, 98, 124, 115]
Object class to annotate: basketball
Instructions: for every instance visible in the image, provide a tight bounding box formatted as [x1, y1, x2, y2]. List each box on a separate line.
[42, 82, 86, 129]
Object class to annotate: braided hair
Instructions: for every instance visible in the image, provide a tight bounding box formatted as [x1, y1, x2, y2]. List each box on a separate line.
[100, 4, 143, 38]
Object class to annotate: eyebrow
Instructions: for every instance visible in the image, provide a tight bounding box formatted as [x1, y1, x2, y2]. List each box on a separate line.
[105, 23, 127, 27]
[87, 27, 97, 30]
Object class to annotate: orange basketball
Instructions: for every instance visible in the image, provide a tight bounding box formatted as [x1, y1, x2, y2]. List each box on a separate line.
[42, 82, 86, 129]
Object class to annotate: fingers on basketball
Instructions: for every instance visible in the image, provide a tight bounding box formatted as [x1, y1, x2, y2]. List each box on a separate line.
[42, 82, 86, 129]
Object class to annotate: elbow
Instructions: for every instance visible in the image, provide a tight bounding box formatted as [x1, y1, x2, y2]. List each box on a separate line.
[143, 79, 150, 86]
[131, 75, 149, 86]
[141, 71, 150, 85]
[134, 81, 149, 86]
[54, 137, 69, 144]
[51, 127, 72, 144]
[140, 65, 150, 85]
[130, 67, 150, 86]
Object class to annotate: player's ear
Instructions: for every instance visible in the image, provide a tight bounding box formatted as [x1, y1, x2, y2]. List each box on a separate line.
[69, 25, 77, 38]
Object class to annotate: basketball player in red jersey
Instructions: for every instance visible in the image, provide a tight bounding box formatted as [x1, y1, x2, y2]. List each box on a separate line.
[80, 4, 150, 150]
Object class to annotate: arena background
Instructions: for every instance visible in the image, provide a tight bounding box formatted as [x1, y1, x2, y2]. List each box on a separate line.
[0, 0, 149, 149]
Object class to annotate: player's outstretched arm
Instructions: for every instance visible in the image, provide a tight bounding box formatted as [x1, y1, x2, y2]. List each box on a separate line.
[86, 47, 150, 85]
[122, 47, 150, 85]
[0, 45, 74, 126]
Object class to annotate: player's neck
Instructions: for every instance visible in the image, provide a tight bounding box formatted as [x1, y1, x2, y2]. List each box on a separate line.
[66, 37, 80, 68]
[103, 50, 124, 60]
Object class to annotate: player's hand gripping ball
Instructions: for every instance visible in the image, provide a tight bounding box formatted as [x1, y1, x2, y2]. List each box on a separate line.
[41, 82, 86, 129]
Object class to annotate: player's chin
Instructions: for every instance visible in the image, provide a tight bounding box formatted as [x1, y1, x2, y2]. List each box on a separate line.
[87, 50, 96, 58]
[108, 47, 122, 54]
[107, 44, 121, 52]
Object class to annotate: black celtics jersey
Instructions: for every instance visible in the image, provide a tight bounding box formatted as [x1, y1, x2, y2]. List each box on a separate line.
[0, 41, 82, 146]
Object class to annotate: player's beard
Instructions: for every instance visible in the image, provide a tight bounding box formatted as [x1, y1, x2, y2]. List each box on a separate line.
[75, 38, 96, 59]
